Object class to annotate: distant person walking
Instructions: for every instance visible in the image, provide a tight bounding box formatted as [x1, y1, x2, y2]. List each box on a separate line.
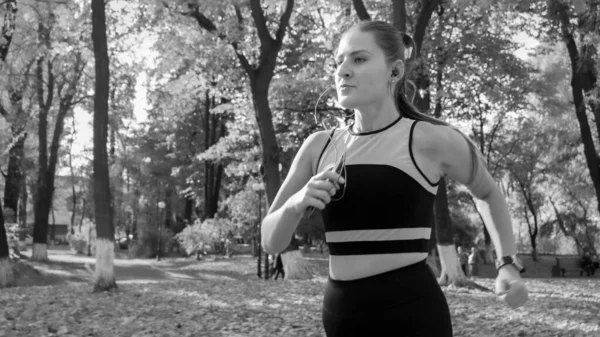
[458, 246, 468, 275]
[468, 247, 479, 278]
[273, 254, 285, 280]
[580, 251, 596, 277]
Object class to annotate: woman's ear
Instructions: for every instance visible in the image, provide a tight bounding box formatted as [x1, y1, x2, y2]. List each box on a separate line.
[391, 59, 405, 80]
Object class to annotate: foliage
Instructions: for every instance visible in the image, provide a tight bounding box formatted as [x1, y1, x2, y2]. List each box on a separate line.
[3, 220, 19, 254]
[2, 0, 599, 262]
[1, 257, 599, 336]
[175, 217, 241, 256]
[66, 233, 88, 255]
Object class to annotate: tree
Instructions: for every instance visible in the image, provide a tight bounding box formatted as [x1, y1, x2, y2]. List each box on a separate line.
[0, 200, 15, 288]
[0, 1, 19, 280]
[1, 0, 31, 250]
[179, 0, 294, 206]
[31, 11, 86, 260]
[547, 0, 600, 220]
[200, 90, 230, 220]
[91, 0, 116, 292]
[507, 123, 546, 261]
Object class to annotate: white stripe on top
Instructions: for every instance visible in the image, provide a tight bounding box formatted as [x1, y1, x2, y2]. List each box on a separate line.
[326, 228, 432, 243]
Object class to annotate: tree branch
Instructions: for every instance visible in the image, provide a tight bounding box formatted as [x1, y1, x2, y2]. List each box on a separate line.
[36, 57, 45, 109]
[392, 0, 407, 32]
[45, 59, 55, 110]
[250, 0, 274, 48]
[231, 42, 254, 79]
[413, 0, 442, 55]
[351, 0, 371, 21]
[184, 3, 223, 37]
[275, 0, 294, 43]
[234, 4, 243, 26]
[183, 4, 253, 77]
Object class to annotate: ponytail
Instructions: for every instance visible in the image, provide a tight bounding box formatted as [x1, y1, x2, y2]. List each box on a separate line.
[348, 20, 485, 184]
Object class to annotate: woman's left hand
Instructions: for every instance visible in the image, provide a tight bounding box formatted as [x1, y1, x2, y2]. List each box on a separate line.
[494, 265, 529, 309]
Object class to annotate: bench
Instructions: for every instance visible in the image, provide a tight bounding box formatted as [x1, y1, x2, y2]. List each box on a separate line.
[553, 257, 597, 277]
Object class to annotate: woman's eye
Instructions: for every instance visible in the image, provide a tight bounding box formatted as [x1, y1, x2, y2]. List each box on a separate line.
[354, 57, 365, 63]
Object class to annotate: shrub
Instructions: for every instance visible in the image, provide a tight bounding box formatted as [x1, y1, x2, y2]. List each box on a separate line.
[175, 217, 240, 257]
[4, 222, 20, 256]
[67, 233, 89, 255]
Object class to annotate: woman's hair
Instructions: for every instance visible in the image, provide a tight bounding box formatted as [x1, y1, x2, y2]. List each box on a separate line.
[344, 20, 484, 184]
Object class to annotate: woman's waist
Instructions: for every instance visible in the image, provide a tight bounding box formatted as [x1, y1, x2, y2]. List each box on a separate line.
[328, 252, 429, 281]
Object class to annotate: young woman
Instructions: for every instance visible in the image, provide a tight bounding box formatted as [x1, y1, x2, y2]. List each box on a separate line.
[261, 20, 528, 336]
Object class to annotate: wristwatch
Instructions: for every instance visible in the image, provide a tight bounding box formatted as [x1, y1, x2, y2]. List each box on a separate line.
[496, 255, 525, 274]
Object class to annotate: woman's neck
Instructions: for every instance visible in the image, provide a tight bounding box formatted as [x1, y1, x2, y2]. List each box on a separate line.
[352, 98, 399, 133]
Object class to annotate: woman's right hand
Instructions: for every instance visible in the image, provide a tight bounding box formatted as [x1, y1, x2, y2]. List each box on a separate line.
[287, 170, 345, 214]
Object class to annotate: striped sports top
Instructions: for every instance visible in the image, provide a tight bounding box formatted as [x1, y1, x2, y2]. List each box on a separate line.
[316, 116, 439, 280]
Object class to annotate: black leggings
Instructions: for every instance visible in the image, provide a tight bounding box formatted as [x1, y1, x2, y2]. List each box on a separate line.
[322, 260, 453, 337]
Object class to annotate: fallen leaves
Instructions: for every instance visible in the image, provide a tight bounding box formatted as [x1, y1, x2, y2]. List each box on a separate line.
[1, 258, 599, 337]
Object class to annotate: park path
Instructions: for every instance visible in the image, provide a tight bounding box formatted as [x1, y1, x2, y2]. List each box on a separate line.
[19, 246, 255, 284]
[20, 247, 203, 283]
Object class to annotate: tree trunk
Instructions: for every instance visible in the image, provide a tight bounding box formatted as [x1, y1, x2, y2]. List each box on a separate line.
[428, 17, 459, 282]
[549, 198, 585, 253]
[165, 186, 172, 229]
[33, 86, 71, 259]
[392, 0, 406, 32]
[518, 180, 538, 262]
[32, 20, 54, 261]
[0, 0, 18, 62]
[351, 0, 370, 20]
[435, 178, 467, 286]
[188, 0, 293, 240]
[32, 81, 50, 261]
[257, 240, 262, 278]
[69, 117, 77, 235]
[264, 252, 270, 279]
[412, 0, 442, 112]
[250, 78, 281, 207]
[18, 176, 27, 250]
[184, 197, 194, 223]
[468, 194, 494, 263]
[0, 201, 15, 288]
[526, 211, 538, 262]
[557, 5, 600, 219]
[3, 130, 27, 220]
[202, 91, 226, 220]
[91, 0, 116, 292]
[79, 197, 87, 231]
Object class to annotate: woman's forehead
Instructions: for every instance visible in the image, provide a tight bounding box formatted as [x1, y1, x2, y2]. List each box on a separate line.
[336, 30, 379, 56]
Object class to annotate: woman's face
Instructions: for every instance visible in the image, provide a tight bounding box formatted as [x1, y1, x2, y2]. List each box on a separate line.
[335, 30, 392, 110]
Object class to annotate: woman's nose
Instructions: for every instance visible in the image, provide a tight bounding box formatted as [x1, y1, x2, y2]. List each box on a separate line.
[336, 63, 352, 79]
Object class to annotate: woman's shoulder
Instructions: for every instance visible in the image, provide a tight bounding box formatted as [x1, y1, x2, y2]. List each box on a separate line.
[303, 129, 336, 150]
[296, 129, 339, 161]
[408, 119, 456, 156]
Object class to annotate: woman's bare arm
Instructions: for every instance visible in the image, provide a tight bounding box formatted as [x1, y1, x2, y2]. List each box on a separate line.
[414, 123, 517, 259]
[261, 131, 331, 255]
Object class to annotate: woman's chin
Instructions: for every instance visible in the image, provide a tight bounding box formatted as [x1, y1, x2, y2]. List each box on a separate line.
[337, 97, 358, 110]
